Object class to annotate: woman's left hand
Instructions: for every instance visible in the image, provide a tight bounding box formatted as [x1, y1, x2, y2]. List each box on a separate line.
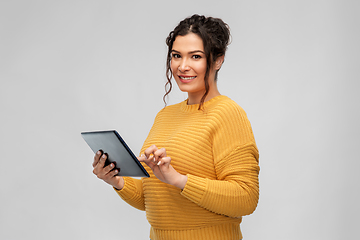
[138, 145, 187, 189]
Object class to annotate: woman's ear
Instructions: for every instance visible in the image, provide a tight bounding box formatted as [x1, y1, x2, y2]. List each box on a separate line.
[215, 55, 225, 70]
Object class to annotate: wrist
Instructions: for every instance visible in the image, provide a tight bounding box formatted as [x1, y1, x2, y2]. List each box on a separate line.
[174, 174, 188, 190]
[113, 177, 125, 190]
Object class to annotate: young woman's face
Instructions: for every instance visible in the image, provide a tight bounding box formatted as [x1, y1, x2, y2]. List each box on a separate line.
[170, 33, 210, 98]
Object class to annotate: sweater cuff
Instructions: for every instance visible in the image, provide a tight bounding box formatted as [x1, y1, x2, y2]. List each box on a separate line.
[114, 177, 136, 200]
[181, 174, 208, 204]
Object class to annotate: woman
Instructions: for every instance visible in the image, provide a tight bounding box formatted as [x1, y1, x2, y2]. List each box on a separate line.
[92, 14, 260, 240]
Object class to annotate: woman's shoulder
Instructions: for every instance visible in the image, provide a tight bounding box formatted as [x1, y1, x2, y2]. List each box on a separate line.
[208, 95, 247, 117]
[153, 100, 185, 119]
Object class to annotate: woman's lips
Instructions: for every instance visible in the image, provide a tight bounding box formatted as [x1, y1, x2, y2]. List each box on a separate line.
[179, 75, 196, 83]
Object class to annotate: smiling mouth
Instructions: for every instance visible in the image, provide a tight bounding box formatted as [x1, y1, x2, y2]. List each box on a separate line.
[179, 76, 196, 80]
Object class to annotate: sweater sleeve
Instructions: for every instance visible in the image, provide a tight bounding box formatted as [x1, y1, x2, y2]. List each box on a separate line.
[114, 177, 145, 211]
[181, 143, 259, 217]
[180, 102, 260, 218]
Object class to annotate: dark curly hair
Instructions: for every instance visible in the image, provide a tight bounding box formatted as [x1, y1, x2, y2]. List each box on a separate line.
[164, 14, 231, 109]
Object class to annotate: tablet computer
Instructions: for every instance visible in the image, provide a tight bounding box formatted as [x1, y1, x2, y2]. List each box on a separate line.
[81, 130, 149, 177]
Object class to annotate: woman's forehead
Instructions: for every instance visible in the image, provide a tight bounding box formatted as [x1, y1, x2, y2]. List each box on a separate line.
[172, 33, 204, 52]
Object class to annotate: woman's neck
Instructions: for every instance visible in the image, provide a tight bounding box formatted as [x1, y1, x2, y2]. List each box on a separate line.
[187, 86, 220, 105]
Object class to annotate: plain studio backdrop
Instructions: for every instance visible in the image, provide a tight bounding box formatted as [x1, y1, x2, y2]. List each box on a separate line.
[0, 0, 359, 239]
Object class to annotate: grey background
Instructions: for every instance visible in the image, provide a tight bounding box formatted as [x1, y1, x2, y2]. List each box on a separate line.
[1, 0, 359, 239]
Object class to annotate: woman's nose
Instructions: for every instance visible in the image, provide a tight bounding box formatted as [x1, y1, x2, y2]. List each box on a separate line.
[178, 59, 191, 72]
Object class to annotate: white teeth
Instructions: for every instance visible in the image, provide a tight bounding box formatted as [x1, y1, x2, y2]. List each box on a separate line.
[180, 76, 196, 80]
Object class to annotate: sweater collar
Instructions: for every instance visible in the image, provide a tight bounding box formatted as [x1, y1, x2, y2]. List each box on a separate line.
[180, 95, 227, 112]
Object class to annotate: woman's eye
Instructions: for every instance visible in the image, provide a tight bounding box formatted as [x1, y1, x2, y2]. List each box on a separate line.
[192, 55, 201, 59]
[172, 54, 181, 59]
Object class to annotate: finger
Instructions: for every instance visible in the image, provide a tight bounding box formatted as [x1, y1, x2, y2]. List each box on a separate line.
[93, 150, 103, 167]
[93, 152, 107, 175]
[104, 162, 116, 173]
[97, 153, 107, 169]
[109, 168, 120, 177]
[154, 148, 167, 162]
[138, 154, 146, 162]
[144, 145, 158, 159]
[138, 154, 148, 163]
[139, 154, 156, 169]
[107, 167, 119, 177]
[158, 156, 171, 166]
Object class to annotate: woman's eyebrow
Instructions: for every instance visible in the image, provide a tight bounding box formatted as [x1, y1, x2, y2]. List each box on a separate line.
[189, 50, 205, 54]
[171, 49, 205, 54]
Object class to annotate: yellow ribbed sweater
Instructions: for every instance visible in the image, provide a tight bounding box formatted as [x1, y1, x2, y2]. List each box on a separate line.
[115, 95, 260, 240]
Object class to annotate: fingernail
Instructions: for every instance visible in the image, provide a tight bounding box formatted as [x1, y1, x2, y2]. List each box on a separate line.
[157, 161, 161, 165]
[102, 155, 106, 158]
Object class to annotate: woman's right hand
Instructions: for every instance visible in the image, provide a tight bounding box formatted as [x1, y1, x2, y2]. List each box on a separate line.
[92, 150, 124, 190]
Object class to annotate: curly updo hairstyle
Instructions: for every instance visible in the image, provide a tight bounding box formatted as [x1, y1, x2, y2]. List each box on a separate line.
[164, 14, 231, 109]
